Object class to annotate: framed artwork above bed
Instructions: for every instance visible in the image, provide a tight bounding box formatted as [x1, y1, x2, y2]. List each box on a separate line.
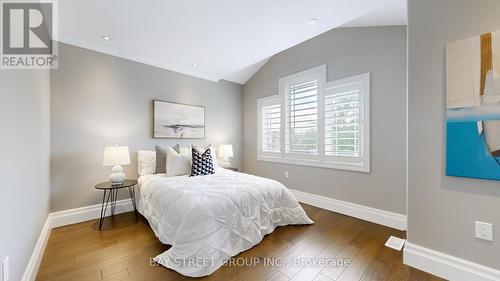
[153, 100, 205, 139]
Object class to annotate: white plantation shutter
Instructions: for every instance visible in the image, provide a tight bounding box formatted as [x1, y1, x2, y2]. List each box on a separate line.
[257, 95, 281, 158]
[323, 73, 369, 170]
[285, 80, 319, 156]
[257, 65, 370, 172]
[324, 86, 361, 157]
[261, 104, 281, 153]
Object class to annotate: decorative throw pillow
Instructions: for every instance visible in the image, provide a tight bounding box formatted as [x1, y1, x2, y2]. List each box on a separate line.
[155, 144, 180, 174]
[137, 150, 156, 176]
[193, 145, 219, 171]
[166, 146, 192, 176]
[190, 146, 215, 176]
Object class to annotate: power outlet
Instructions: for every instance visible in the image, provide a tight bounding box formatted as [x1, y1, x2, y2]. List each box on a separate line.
[2, 256, 9, 281]
[284, 171, 290, 179]
[475, 221, 493, 242]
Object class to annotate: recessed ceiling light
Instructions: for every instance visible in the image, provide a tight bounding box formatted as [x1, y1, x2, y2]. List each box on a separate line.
[192, 63, 198, 67]
[307, 18, 318, 26]
[102, 35, 111, 41]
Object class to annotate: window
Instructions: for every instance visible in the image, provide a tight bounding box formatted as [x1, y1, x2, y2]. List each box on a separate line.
[281, 65, 325, 162]
[257, 65, 370, 172]
[285, 80, 319, 156]
[325, 90, 360, 157]
[257, 95, 281, 158]
[323, 73, 369, 170]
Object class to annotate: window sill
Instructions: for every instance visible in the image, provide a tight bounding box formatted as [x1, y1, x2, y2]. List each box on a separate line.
[257, 155, 370, 173]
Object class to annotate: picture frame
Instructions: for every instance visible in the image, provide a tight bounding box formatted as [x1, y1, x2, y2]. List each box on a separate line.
[153, 100, 205, 139]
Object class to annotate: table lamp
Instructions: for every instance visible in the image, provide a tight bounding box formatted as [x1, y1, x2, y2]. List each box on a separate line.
[103, 145, 130, 185]
[218, 144, 234, 167]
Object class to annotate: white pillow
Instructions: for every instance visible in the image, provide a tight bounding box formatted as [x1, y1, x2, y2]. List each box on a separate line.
[137, 150, 156, 176]
[209, 146, 219, 170]
[166, 146, 192, 176]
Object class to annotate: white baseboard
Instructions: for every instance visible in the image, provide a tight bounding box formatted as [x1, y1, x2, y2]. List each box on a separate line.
[21, 199, 134, 281]
[21, 216, 52, 281]
[404, 242, 500, 281]
[289, 189, 407, 230]
[50, 198, 133, 228]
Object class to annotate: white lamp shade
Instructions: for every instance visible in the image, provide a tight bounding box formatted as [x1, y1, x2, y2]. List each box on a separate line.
[218, 144, 234, 158]
[103, 146, 131, 166]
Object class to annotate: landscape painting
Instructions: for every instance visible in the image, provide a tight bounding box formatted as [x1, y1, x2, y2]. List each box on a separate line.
[446, 30, 500, 180]
[154, 100, 205, 139]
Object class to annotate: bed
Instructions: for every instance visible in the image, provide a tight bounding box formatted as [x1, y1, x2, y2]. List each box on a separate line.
[136, 168, 313, 277]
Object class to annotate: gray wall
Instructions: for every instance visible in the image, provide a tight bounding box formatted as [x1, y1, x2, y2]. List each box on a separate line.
[51, 43, 243, 212]
[407, 0, 500, 269]
[0, 70, 51, 281]
[243, 26, 407, 214]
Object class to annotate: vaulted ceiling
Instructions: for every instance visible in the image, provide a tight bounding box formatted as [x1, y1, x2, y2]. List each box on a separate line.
[56, 0, 407, 84]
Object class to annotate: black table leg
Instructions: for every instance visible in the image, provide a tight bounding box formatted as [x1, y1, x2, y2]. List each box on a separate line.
[96, 180, 138, 230]
[99, 189, 112, 230]
[113, 189, 118, 215]
[111, 189, 116, 216]
[128, 185, 138, 218]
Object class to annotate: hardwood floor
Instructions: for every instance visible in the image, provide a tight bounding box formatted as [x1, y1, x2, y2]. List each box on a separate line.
[36, 204, 443, 281]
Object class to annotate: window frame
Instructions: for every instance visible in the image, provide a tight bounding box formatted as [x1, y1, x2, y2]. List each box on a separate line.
[257, 66, 370, 173]
[321, 73, 370, 172]
[257, 94, 282, 160]
[281, 65, 326, 161]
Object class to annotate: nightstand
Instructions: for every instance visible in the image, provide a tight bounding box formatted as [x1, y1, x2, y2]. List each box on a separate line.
[95, 179, 138, 230]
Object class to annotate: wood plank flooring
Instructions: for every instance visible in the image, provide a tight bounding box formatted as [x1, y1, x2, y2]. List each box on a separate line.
[36, 204, 443, 281]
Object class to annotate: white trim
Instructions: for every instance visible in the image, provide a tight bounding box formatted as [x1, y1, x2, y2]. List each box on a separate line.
[279, 64, 327, 86]
[20, 216, 52, 281]
[256, 156, 370, 173]
[404, 18, 409, 235]
[50, 198, 133, 228]
[289, 188, 406, 230]
[21, 199, 134, 281]
[404, 242, 500, 281]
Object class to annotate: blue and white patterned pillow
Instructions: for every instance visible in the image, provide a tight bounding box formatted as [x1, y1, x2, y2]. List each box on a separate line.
[190, 146, 215, 176]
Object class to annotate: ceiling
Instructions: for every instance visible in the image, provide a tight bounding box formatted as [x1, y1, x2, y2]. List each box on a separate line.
[342, 0, 407, 27]
[55, 0, 407, 84]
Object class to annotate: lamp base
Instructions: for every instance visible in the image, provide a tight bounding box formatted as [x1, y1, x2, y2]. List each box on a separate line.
[109, 165, 126, 185]
[220, 157, 231, 168]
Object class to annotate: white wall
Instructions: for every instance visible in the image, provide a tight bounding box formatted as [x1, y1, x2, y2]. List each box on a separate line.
[407, 0, 500, 269]
[0, 70, 51, 281]
[243, 26, 407, 214]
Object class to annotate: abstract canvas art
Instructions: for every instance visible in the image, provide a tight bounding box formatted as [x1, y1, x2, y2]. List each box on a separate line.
[446, 30, 500, 180]
[153, 100, 205, 139]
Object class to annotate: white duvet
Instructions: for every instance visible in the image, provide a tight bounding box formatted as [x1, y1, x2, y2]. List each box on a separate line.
[137, 168, 313, 277]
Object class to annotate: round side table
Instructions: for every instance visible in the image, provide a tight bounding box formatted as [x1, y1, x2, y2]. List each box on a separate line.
[95, 179, 138, 230]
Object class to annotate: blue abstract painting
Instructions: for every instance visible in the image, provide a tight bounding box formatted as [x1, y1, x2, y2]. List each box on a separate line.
[446, 31, 500, 181]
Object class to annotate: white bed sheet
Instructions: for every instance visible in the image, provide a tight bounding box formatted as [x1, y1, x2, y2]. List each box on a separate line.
[137, 168, 313, 277]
